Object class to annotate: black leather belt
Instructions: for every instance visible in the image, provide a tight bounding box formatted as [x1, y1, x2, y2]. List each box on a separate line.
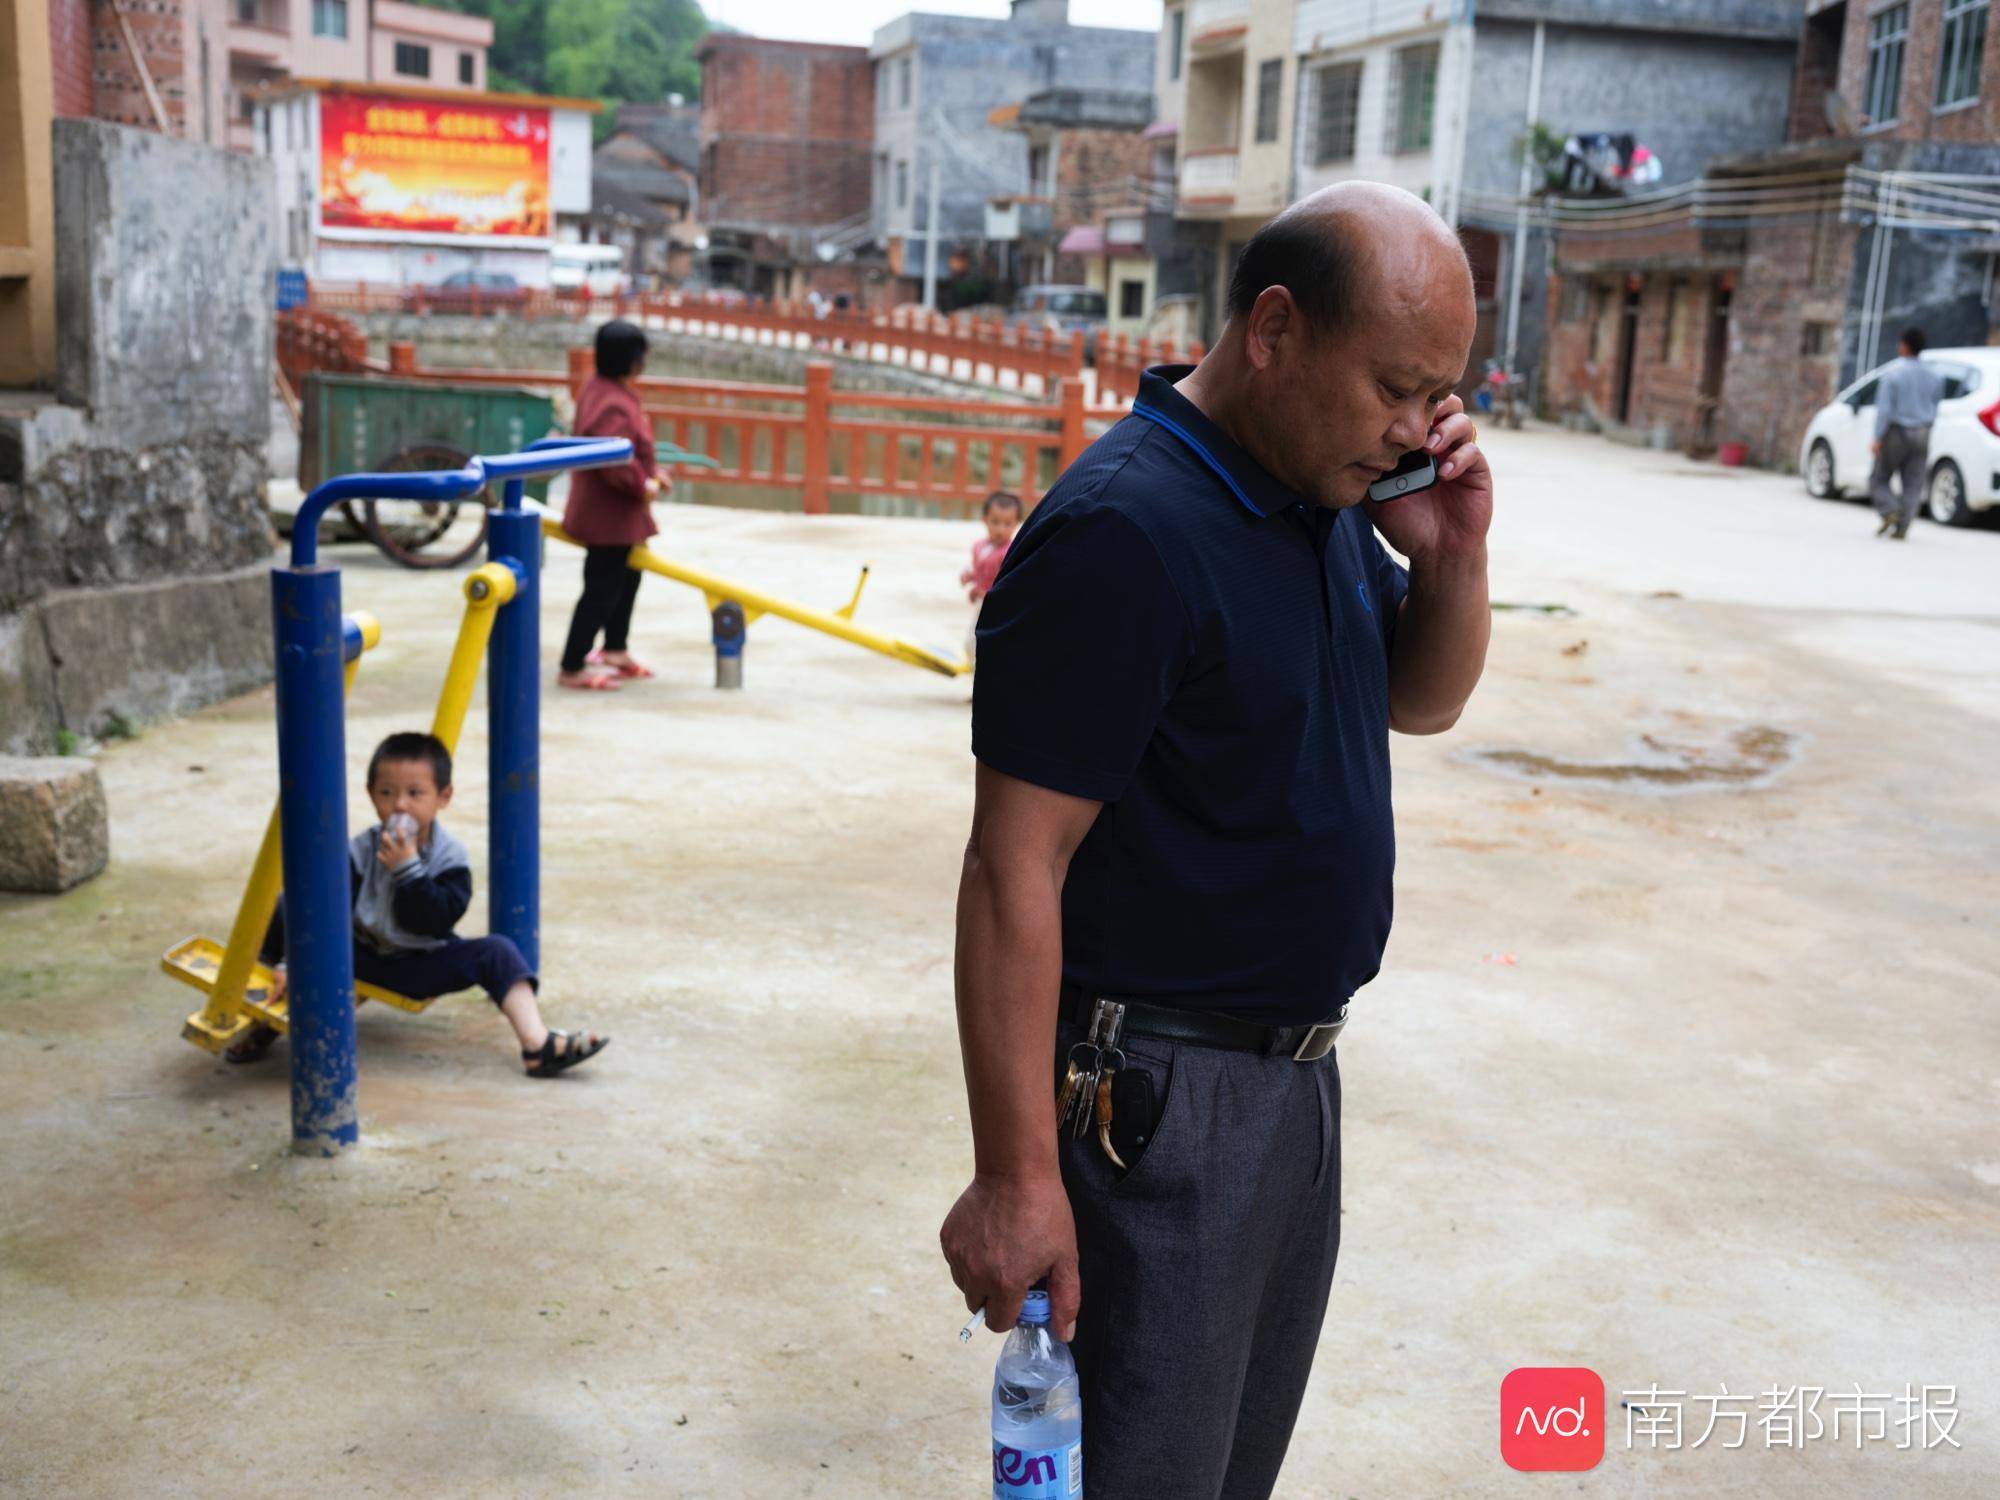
[1059, 984, 1348, 1063]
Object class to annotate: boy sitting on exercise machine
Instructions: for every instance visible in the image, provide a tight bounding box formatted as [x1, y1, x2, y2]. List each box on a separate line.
[226, 731, 608, 1078]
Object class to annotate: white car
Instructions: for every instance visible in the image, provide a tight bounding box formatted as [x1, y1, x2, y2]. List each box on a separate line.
[549, 242, 629, 297]
[1799, 347, 2000, 526]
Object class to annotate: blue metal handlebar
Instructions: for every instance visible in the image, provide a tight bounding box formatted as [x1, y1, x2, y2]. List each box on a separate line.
[290, 435, 635, 568]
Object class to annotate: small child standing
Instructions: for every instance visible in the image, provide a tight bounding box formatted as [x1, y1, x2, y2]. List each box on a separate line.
[960, 490, 1022, 668]
[227, 731, 608, 1078]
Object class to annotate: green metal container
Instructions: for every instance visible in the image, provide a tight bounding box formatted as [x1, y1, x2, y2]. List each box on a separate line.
[300, 373, 558, 502]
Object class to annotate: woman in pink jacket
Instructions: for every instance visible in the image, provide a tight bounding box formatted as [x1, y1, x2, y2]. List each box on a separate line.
[558, 320, 670, 691]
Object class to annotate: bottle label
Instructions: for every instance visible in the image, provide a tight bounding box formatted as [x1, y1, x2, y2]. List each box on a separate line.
[993, 1439, 1082, 1498]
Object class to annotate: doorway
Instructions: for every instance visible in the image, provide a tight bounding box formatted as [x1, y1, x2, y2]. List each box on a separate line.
[1614, 282, 1642, 424]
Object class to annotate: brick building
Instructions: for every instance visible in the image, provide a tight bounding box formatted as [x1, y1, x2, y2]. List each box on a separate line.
[697, 34, 875, 299]
[1542, 0, 2000, 466]
[49, 0, 230, 148]
[46, 1, 488, 155]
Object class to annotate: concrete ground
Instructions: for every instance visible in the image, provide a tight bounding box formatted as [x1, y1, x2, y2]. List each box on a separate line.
[3, 427, 1996, 1498]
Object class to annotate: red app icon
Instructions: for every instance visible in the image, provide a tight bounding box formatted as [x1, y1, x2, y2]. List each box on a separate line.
[1501, 1368, 1606, 1472]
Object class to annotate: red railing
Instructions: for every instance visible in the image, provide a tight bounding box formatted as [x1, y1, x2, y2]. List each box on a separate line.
[379, 342, 1127, 516]
[311, 284, 1203, 401]
[1092, 330, 1204, 405]
[275, 307, 379, 392]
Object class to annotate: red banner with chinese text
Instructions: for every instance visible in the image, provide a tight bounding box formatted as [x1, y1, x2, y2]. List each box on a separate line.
[318, 90, 551, 241]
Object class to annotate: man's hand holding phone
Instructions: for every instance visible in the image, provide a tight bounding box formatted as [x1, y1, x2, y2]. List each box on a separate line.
[1365, 392, 1491, 565]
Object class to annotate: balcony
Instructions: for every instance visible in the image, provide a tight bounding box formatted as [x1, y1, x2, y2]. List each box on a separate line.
[227, 18, 290, 64]
[1188, 0, 1249, 50]
[1179, 147, 1239, 209]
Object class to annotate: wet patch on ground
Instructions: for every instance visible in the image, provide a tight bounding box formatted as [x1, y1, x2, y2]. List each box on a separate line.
[1464, 725, 1798, 790]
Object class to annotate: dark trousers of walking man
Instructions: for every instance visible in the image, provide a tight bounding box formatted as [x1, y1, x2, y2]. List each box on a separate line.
[1870, 423, 1931, 537]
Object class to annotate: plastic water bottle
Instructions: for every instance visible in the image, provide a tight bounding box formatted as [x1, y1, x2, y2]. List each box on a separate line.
[384, 811, 418, 842]
[992, 1291, 1082, 1499]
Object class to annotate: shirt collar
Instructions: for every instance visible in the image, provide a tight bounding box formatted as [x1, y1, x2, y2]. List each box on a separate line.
[1129, 365, 1303, 520]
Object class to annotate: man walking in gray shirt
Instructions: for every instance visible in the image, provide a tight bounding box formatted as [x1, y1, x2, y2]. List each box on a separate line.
[1870, 327, 1945, 539]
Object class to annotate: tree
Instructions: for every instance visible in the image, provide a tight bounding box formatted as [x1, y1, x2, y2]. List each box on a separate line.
[433, 0, 709, 134]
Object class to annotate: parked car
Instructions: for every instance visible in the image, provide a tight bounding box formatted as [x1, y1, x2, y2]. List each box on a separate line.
[402, 271, 532, 314]
[550, 243, 628, 297]
[1007, 284, 1107, 359]
[1799, 347, 2000, 526]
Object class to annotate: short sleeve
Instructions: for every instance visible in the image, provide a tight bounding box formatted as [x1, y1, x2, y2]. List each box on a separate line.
[972, 504, 1190, 803]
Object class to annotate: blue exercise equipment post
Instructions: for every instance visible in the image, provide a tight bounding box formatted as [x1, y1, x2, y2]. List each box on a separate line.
[276, 436, 632, 1155]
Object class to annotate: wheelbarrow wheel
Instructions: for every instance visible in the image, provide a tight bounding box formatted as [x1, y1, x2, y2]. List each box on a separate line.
[361, 443, 490, 570]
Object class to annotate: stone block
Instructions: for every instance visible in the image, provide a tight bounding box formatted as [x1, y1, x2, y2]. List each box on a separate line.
[0, 756, 108, 893]
[52, 120, 275, 449]
[38, 564, 273, 738]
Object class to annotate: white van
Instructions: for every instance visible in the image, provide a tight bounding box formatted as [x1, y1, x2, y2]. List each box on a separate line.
[551, 243, 629, 296]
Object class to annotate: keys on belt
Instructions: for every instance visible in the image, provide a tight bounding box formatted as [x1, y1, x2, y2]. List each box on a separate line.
[1058, 986, 1350, 1062]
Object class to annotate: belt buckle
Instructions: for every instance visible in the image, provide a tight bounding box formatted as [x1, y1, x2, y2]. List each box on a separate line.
[1291, 1004, 1348, 1063]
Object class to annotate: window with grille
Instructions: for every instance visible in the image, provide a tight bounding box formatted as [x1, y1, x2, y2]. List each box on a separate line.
[1255, 59, 1283, 144]
[394, 41, 430, 78]
[1864, 4, 1909, 125]
[1390, 44, 1439, 154]
[898, 57, 912, 108]
[459, 51, 475, 85]
[1120, 280, 1145, 319]
[1936, 0, 1988, 109]
[1169, 9, 1185, 83]
[311, 0, 347, 39]
[1312, 62, 1362, 165]
[896, 160, 909, 208]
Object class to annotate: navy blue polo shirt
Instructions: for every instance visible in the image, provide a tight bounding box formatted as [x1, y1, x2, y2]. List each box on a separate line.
[972, 366, 1410, 1025]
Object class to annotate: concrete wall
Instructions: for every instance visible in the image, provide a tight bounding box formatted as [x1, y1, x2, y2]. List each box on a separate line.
[1459, 19, 1799, 201]
[1840, 140, 2000, 375]
[2, 121, 277, 754]
[1461, 16, 1798, 393]
[54, 121, 274, 449]
[871, 13, 1155, 250]
[1476, 0, 1800, 40]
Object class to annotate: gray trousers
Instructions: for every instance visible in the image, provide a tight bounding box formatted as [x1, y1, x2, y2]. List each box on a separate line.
[1056, 1019, 1342, 1500]
[1870, 423, 1931, 526]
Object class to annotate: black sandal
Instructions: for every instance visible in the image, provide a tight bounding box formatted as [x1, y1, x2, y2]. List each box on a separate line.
[523, 1028, 608, 1078]
[225, 1023, 280, 1065]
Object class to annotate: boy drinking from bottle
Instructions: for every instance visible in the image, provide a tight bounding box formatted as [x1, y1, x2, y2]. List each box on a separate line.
[226, 731, 608, 1077]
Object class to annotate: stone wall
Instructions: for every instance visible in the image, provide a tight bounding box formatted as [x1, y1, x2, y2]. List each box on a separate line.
[0, 121, 277, 755]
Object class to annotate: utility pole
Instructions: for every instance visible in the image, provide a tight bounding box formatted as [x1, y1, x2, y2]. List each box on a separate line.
[922, 152, 942, 311]
[1502, 19, 1546, 384]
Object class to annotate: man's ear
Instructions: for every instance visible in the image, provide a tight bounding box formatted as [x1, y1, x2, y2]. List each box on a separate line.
[1242, 286, 1295, 373]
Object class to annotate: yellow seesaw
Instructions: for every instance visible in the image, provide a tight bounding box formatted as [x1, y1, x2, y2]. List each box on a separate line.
[164, 564, 519, 1052]
[540, 518, 970, 678]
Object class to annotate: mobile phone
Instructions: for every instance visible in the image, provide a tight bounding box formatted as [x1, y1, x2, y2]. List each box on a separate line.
[1367, 448, 1438, 502]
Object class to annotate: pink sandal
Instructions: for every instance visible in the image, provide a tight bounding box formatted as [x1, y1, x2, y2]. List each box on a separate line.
[557, 669, 621, 692]
[586, 648, 655, 680]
